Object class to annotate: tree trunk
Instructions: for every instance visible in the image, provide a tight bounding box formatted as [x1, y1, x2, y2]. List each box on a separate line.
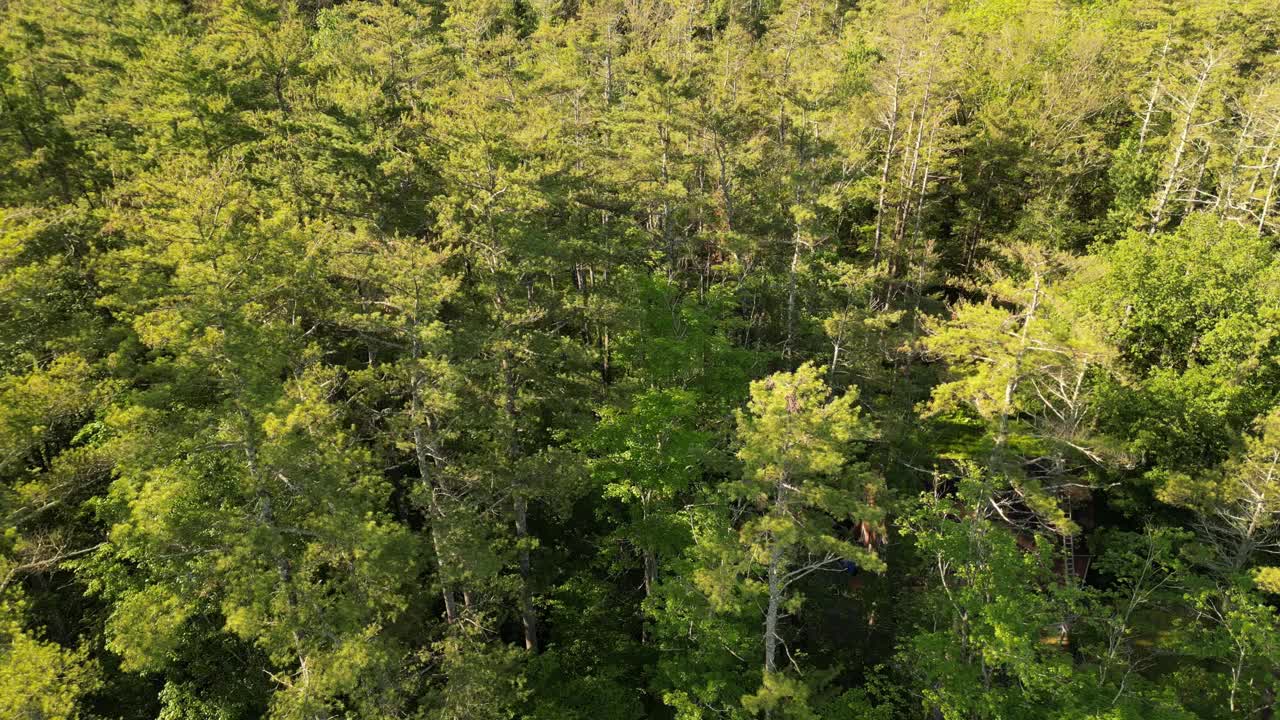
[873, 51, 904, 264]
[502, 353, 538, 652]
[784, 238, 801, 360]
[763, 479, 789, 676]
[995, 273, 1042, 457]
[413, 423, 460, 624]
[829, 338, 842, 387]
[643, 548, 657, 598]
[764, 541, 783, 675]
[1258, 148, 1280, 234]
[411, 330, 461, 624]
[1151, 52, 1217, 232]
[514, 492, 537, 651]
[1137, 39, 1169, 153]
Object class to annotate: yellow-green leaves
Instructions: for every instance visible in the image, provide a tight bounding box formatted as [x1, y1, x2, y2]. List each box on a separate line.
[0, 624, 96, 720]
[106, 585, 193, 674]
[921, 243, 1115, 530]
[735, 363, 867, 492]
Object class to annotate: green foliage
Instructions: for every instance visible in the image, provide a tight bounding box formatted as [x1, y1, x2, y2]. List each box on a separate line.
[898, 471, 1077, 720]
[728, 363, 884, 575]
[1088, 214, 1280, 471]
[0, 585, 97, 720]
[3, 0, 1280, 717]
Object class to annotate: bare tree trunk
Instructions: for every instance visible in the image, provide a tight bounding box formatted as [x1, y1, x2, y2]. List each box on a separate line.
[763, 480, 789, 678]
[996, 273, 1042, 456]
[714, 135, 734, 231]
[1258, 149, 1280, 234]
[239, 407, 310, 692]
[764, 541, 783, 675]
[502, 353, 538, 652]
[603, 47, 613, 105]
[891, 105, 922, 276]
[643, 549, 657, 598]
[829, 338, 842, 387]
[514, 492, 536, 651]
[1218, 112, 1256, 214]
[910, 123, 938, 254]
[414, 429, 460, 624]
[1151, 51, 1218, 232]
[1137, 39, 1170, 153]
[893, 68, 933, 279]
[784, 238, 801, 360]
[410, 325, 460, 623]
[873, 52, 904, 263]
[413, 430, 460, 624]
[660, 122, 674, 275]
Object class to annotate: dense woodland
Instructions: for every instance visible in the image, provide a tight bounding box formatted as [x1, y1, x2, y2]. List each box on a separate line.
[4, 0, 1280, 717]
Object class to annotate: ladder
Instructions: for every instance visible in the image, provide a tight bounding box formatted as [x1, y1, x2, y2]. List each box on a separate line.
[1063, 532, 1076, 583]
[1062, 504, 1076, 583]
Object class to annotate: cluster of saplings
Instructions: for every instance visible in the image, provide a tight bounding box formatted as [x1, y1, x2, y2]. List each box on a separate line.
[3, 0, 1280, 718]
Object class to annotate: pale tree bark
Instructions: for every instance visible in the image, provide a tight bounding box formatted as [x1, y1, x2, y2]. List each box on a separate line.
[238, 406, 310, 697]
[479, 171, 539, 651]
[1137, 38, 1171, 153]
[760, 483, 842, 678]
[910, 122, 939, 255]
[764, 540, 784, 674]
[1258, 146, 1280, 233]
[642, 548, 657, 598]
[410, 329, 460, 624]
[1151, 50, 1221, 232]
[501, 352, 538, 652]
[413, 428, 459, 624]
[872, 49, 905, 264]
[784, 233, 801, 360]
[890, 103, 922, 276]
[1246, 120, 1280, 200]
[996, 271, 1042, 456]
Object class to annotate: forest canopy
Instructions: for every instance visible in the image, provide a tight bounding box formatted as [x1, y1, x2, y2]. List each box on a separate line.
[2, 0, 1280, 718]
